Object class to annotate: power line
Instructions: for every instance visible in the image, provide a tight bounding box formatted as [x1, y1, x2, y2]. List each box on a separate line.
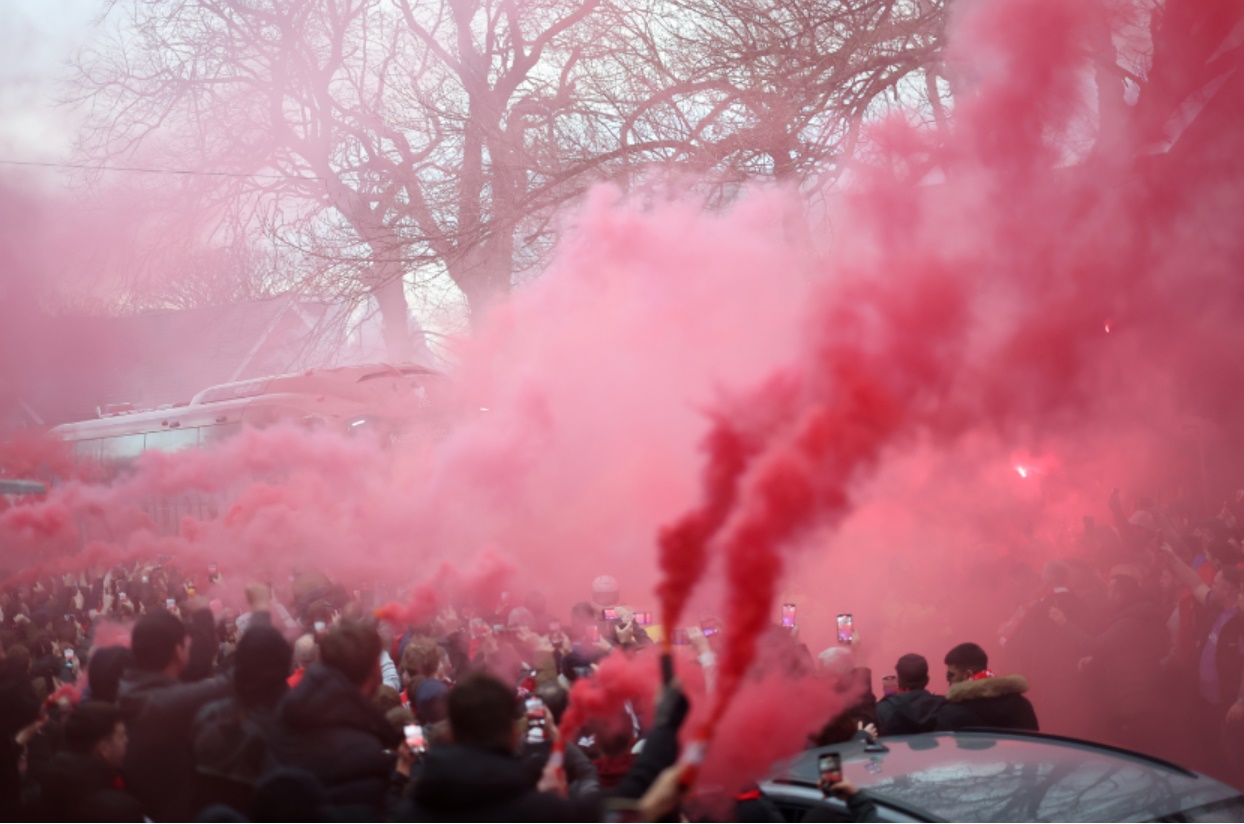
[0, 158, 323, 181]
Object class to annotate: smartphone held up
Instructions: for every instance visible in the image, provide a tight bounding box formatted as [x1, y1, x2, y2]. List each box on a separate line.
[836, 614, 854, 645]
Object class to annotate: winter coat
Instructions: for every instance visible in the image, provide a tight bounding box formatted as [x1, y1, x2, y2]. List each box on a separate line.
[117, 669, 231, 822]
[401, 743, 598, 822]
[934, 674, 1039, 732]
[398, 690, 686, 821]
[876, 689, 946, 736]
[192, 696, 281, 814]
[267, 662, 401, 816]
[29, 750, 141, 821]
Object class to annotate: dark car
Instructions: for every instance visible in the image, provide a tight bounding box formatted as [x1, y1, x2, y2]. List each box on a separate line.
[759, 730, 1244, 822]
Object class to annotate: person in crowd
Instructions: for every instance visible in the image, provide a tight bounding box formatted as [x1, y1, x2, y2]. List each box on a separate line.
[1049, 565, 1168, 752]
[1159, 543, 1244, 776]
[812, 648, 878, 745]
[30, 700, 141, 821]
[118, 602, 232, 821]
[0, 652, 41, 815]
[402, 637, 451, 724]
[268, 619, 401, 816]
[397, 671, 688, 821]
[88, 647, 136, 704]
[287, 634, 317, 689]
[875, 654, 945, 736]
[193, 621, 293, 815]
[530, 681, 600, 798]
[935, 642, 1038, 732]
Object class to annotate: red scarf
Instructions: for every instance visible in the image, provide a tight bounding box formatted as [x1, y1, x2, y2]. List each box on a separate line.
[970, 670, 996, 681]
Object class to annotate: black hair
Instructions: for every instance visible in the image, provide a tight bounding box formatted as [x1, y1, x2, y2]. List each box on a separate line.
[535, 681, 569, 725]
[131, 610, 186, 672]
[944, 642, 988, 673]
[895, 653, 930, 690]
[319, 620, 382, 688]
[448, 672, 519, 749]
[64, 701, 122, 754]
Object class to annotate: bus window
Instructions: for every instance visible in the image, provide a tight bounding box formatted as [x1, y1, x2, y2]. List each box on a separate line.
[100, 434, 145, 463]
[145, 427, 200, 453]
[200, 422, 243, 448]
[73, 439, 104, 462]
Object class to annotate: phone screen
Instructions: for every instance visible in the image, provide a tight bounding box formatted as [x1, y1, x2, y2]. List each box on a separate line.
[882, 675, 898, 696]
[404, 723, 426, 752]
[314, 620, 327, 635]
[166, 598, 176, 609]
[781, 603, 797, 628]
[701, 618, 719, 637]
[64, 649, 74, 660]
[602, 607, 618, 622]
[818, 753, 843, 794]
[836, 614, 854, 644]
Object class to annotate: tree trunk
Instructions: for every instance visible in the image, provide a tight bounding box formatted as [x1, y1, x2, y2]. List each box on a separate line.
[372, 274, 414, 363]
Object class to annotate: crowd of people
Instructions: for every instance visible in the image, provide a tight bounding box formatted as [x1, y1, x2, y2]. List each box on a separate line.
[0, 484, 1242, 821]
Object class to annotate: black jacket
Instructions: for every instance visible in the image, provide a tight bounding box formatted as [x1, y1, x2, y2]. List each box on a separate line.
[400, 688, 687, 822]
[875, 689, 945, 736]
[29, 750, 141, 822]
[934, 674, 1039, 732]
[403, 743, 598, 822]
[268, 662, 402, 815]
[1061, 599, 1167, 718]
[118, 669, 231, 821]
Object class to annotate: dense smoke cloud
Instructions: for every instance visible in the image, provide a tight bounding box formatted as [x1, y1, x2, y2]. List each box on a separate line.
[4, 0, 1244, 790]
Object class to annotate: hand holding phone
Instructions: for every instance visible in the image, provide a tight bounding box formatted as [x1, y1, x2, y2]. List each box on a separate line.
[781, 603, 797, 628]
[404, 723, 426, 753]
[818, 753, 843, 795]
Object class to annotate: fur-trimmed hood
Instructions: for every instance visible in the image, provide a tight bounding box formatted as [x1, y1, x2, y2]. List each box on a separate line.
[946, 674, 1029, 703]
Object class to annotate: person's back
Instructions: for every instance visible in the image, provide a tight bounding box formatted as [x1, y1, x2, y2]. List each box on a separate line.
[268, 620, 401, 816]
[935, 643, 1038, 733]
[193, 623, 292, 815]
[876, 654, 945, 737]
[119, 607, 229, 822]
[403, 672, 594, 822]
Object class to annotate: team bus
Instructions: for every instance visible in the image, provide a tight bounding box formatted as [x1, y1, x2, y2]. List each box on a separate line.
[48, 362, 448, 532]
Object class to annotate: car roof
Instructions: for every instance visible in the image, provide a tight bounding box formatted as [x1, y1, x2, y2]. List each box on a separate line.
[761, 731, 1244, 822]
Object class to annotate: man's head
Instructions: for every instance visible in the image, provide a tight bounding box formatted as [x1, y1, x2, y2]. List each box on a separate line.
[87, 646, 135, 704]
[65, 701, 127, 769]
[131, 610, 189, 676]
[235, 625, 293, 709]
[292, 634, 318, 670]
[401, 637, 441, 683]
[447, 672, 520, 752]
[1211, 565, 1244, 608]
[5, 644, 31, 675]
[591, 575, 620, 608]
[319, 620, 383, 698]
[895, 653, 929, 691]
[944, 643, 989, 684]
[535, 681, 569, 726]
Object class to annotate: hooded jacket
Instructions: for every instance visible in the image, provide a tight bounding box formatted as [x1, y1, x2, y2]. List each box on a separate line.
[934, 675, 1039, 732]
[876, 689, 946, 736]
[268, 662, 402, 815]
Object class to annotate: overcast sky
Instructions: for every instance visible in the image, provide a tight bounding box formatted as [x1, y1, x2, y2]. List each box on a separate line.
[0, 0, 99, 166]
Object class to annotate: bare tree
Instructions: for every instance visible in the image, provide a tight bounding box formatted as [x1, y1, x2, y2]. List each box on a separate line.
[66, 0, 950, 352]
